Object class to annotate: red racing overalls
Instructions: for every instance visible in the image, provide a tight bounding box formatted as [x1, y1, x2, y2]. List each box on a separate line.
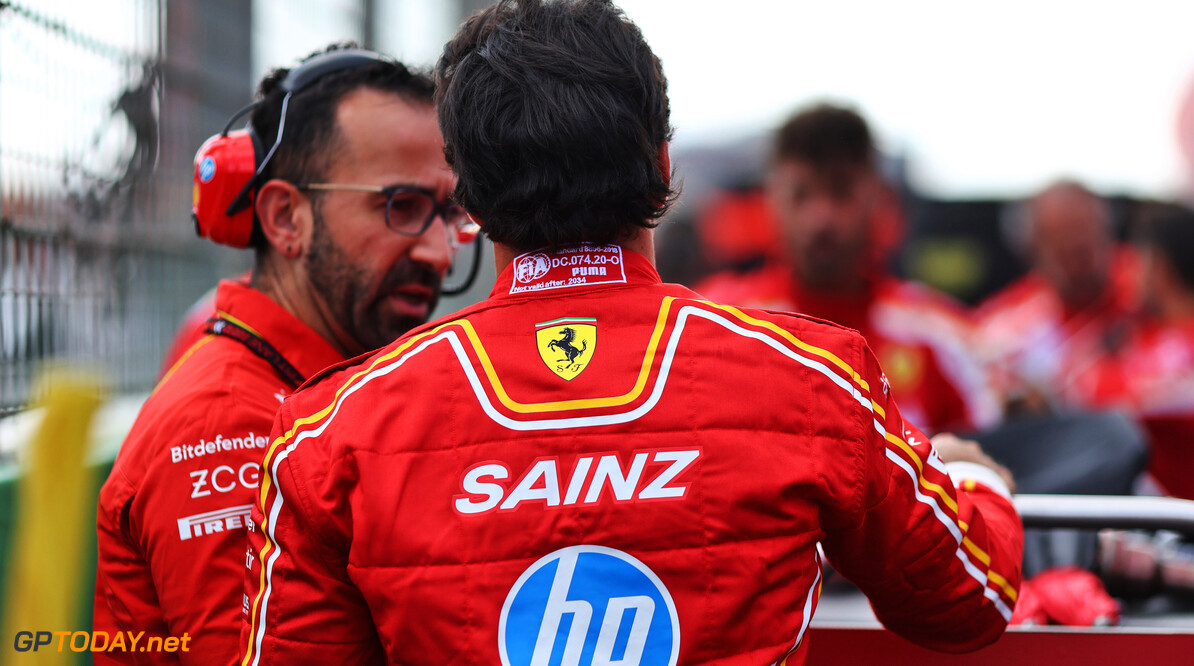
[242, 245, 1022, 665]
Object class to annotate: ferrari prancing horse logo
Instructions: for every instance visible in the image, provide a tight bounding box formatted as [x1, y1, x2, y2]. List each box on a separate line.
[535, 318, 596, 380]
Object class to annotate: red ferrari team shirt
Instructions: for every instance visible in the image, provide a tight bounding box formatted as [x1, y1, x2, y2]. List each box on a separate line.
[1076, 317, 1194, 499]
[696, 265, 1001, 434]
[158, 271, 252, 378]
[94, 280, 343, 665]
[972, 250, 1138, 410]
[242, 245, 1021, 665]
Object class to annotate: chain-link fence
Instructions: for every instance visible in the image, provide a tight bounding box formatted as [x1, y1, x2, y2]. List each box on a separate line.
[0, 0, 505, 421]
[0, 0, 236, 418]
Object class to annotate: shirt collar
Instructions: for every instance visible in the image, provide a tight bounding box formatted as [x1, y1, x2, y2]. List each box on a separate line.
[490, 244, 661, 300]
[213, 280, 345, 381]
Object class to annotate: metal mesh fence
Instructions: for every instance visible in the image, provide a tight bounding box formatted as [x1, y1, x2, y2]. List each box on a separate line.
[0, 0, 497, 420]
[0, 0, 225, 418]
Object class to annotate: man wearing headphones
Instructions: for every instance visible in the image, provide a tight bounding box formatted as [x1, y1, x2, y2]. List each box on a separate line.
[94, 43, 471, 664]
[240, 3, 1021, 664]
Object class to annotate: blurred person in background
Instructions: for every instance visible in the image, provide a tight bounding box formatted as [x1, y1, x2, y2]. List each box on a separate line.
[974, 180, 1138, 413]
[240, 2, 1021, 663]
[1077, 208, 1194, 498]
[94, 44, 466, 664]
[697, 104, 1000, 434]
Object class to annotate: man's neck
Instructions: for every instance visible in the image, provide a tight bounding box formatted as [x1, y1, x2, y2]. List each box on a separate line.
[251, 254, 357, 359]
[492, 231, 656, 275]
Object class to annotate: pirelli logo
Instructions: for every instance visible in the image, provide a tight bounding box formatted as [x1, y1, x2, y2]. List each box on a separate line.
[177, 504, 252, 541]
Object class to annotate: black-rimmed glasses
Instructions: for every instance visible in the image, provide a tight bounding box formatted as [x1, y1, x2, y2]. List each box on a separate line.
[294, 183, 479, 246]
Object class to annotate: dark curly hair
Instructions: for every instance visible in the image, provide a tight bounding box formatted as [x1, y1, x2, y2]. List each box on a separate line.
[774, 103, 875, 171]
[435, 0, 675, 253]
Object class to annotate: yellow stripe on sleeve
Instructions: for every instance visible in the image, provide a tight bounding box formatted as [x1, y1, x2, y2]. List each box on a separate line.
[885, 432, 959, 515]
[704, 302, 874, 397]
[987, 569, 1019, 603]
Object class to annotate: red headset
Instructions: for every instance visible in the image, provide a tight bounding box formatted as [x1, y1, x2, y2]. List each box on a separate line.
[191, 49, 388, 248]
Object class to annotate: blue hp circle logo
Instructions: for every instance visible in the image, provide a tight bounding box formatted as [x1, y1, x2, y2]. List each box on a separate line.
[499, 545, 679, 666]
[199, 156, 216, 182]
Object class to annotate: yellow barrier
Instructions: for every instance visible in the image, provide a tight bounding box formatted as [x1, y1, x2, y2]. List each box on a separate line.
[2, 368, 104, 664]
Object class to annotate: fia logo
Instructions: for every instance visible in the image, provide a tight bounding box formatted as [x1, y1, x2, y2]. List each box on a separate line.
[536, 318, 596, 380]
[499, 545, 679, 666]
[516, 252, 551, 283]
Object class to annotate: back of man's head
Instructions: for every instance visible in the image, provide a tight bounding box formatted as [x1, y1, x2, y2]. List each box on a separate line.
[774, 104, 875, 172]
[436, 0, 674, 252]
[248, 42, 435, 251]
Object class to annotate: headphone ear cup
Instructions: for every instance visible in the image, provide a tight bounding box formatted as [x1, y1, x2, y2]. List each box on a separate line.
[192, 130, 258, 248]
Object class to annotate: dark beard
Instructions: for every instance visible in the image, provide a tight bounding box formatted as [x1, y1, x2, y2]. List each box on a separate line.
[305, 209, 442, 353]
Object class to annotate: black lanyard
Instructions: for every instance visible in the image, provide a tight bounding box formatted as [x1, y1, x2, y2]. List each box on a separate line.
[204, 316, 306, 389]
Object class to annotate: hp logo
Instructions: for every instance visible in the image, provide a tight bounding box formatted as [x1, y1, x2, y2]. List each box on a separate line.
[199, 156, 216, 182]
[499, 545, 680, 666]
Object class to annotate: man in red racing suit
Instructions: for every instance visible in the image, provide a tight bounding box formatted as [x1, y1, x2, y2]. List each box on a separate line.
[241, 2, 1023, 663]
[244, 245, 1023, 664]
[94, 47, 459, 664]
